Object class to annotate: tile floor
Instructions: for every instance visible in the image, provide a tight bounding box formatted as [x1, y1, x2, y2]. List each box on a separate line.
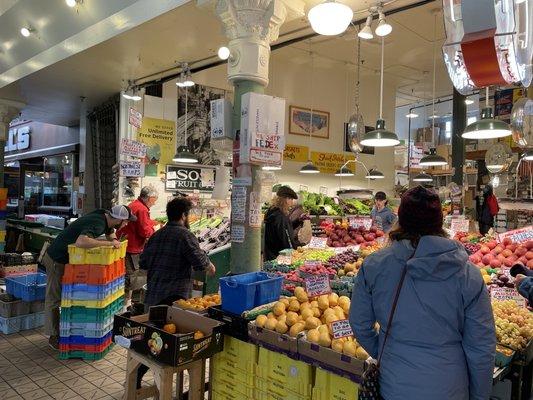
[0, 327, 161, 400]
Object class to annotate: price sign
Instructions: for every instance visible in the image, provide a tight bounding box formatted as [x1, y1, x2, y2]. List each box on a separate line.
[349, 217, 372, 230]
[304, 274, 331, 297]
[308, 236, 328, 249]
[450, 218, 470, 237]
[304, 260, 322, 269]
[119, 161, 144, 177]
[331, 319, 354, 339]
[128, 107, 142, 129]
[120, 138, 147, 158]
[490, 287, 527, 307]
[498, 226, 533, 244]
[277, 255, 292, 265]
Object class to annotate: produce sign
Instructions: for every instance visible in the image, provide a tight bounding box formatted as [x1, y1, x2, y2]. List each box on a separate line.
[119, 161, 144, 177]
[305, 274, 331, 297]
[120, 138, 146, 158]
[490, 287, 527, 307]
[308, 237, 328, 249]
[498, 226, 533, 244]
[449, 218, 470, 238]
[331, 319, 354, 339]
[349, 217, 372, 230]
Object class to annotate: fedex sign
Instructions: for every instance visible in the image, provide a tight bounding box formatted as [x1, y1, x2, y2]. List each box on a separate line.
[4, 125, 30, 152]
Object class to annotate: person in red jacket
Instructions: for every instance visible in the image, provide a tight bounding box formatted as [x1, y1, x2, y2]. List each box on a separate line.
[117, 186, 158, 306]
[476, 184, 499, 235]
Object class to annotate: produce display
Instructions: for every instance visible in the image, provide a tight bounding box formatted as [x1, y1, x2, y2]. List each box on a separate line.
[319, 222, 384, 248]
[300, 191, 342, 216]
[493, 300, 533, 351]
[189, 217, 230, 252]
[467, 238, 533, 271]
[254, 287, 369, 361]
[174, 294, 221, 312]
[340, 199, 372, 216]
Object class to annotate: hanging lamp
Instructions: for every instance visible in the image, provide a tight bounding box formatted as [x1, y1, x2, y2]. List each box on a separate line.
[413, 172, 433, 182]
[365, 168, 385, 179]
[522, 150, 533, 161]
[347, 33, 365, 153]
[334, 166, 354, 177]
[462, 86, 512, 139]
[361, 38, 399, 147]
[308, 0, 353, 36]
[173, 86, 198, 164]
[420, 14, 447, 168]
[300, 51, 320, 174]
[262, 165, 282, 171]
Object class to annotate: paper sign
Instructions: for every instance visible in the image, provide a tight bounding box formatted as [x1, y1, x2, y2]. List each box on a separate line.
[249, 192, 262, 228]
[120, 138, 147, 158]
[277, 255, 292, 265]
[128, 107, 142, 129]
[304, 260, 322, 269]
[119, 161, 144, 177]
[232, 186, 247, 223]
[304, 274, 331, 297]
[308, 236, 328, 249]
[349, 217, 372, 230]
[231, 225, 245, 243]
[450, 218, 470, 236]
[331, 319, 354, 339]
[498, 226, 533, 244]
[491, 287, 527, 307]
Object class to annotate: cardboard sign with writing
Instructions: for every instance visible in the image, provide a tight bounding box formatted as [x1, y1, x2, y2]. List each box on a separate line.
[120, 138, 147, 158]
[450, 218, 470, 236]
[249, 191, 262, 228]
[304, 274, 331, 297]
[490, 287, 527, 307]
[277, 255, 292, 265]
[308, 236, 328, 249]
[498, 226, 533, 244]
[331, 319, 354, 339]
[119, 161, 144, 177]
[128, 107, 142, 129]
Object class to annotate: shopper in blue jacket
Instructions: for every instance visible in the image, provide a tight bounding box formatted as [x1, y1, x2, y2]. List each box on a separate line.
[516, 275, 533, 304]
[350, 186, 495, 400]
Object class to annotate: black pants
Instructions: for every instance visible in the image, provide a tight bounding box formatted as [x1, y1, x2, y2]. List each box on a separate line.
[479, 222, 492, 235]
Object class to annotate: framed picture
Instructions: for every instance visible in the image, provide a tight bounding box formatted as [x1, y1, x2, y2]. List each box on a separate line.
[343, 123, 375, 155]
[289, 106, 330, 139]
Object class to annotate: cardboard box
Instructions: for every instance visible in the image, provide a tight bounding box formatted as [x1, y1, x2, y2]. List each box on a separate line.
[297, 337, 365, 379]
[113, 306, 224, 366]
[248, 322, 298, 356]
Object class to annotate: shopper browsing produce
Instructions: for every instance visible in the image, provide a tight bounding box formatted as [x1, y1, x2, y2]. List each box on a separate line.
[140, 197, 216, 309]
[370, 191, 396, 233]
[476, 183, 499, 235]
[43, 205, 137, 350]
[264, 185, 299, 261]
[117, 186, 158, 307]
[512, 263, 533, 304]
[350, 186, 495, 400]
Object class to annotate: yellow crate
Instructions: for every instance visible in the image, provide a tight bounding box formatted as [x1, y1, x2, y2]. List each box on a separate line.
[0, 188, 7, 200]
[256, 348, 313, 396]
[213, 352, 256, 379]
[68, 241, 128, 265]
[0, 231, 6, 242]
[119, 240, 127, 258]
[60, 289, 124, 308]
[255, 388, 311, 400]
[220, 335, 259, 365]
[212, 376, 255, 399]
[212, 357, 255, 386]
[211, 391, 232, 400]
[312, 368, 359, 400]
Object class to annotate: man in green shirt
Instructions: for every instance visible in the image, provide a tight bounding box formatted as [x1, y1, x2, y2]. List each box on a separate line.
[42, 205, 137, 349]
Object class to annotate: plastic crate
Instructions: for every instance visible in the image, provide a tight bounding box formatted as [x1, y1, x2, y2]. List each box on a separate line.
[59, 321, 113, 338]
[0, 188, 7, 200]
[0, 231, 5, 242]
[61, 277, 125, 301]
[60, 296, 123, 324]
[0, 312, 45, 334]
[59, 332, 113, 352]
[5, 273, 47, 301]
[218, 335, 258, 366]
[67, 241, 127, 265]
[219, 272, 283, 315]
[60, 313, 114, 332]
[60, 289, 124, 309]
[0, 263, 38, 278]
[62, 259, 126, 285]
[254, 388, 311, 400]
[312, 368, 359, 400]
[212, 358, 255, 386]
[59, 343, 113, 360]
[211, 376, 255, 399]
[0, 294, 30, 318]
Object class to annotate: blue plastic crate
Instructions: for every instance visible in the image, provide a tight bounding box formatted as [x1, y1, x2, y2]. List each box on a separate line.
[219, 272, 283, 315]
[60, 313, 114, 332]
[61, 277, 125, 301]
[59, 331, 113, 346]
[5, 273, 47, 301]
[0, 312, 44, 334]
[59, 321, 113, 338]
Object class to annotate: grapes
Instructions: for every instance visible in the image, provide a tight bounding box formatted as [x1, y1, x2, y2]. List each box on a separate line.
[464, 243, 481, 255]
[493, 300, 533, 350]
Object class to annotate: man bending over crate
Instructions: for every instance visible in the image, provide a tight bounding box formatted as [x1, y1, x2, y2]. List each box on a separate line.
[42, 205, 137, 350]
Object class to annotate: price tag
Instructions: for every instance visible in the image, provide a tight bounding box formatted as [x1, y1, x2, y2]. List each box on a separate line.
[490, 287, 527, 307]
[277, 255, 292, 265]
[331, 319, 353, 339]
[498, 226, 533, 244]
[349, 217, 372, 230]
[308, 236, 328, 249]
[450, 217, 470, 237]
[304, 274, 331, 297]
[304, 260, 322, 269]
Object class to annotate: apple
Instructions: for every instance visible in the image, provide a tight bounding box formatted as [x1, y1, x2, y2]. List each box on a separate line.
[482, 254, 493, 265]
[505, 244, 517, 252]
[515, 246, 527, 257]
[502, 249, 513, 258]
[480, 246, 491, 255]
[469, 255, 481, 264]
[493, 246, 504, 255]
[525, 240, 533, 250]
[504, 258, 514, 267]
[490, 259, 502, 268]
[486, 241, 497, 250]
[497, 254, 507, 263]
[519, 256, 528, 264]
[526, 251, 533, 260]
[503, 238, 513, 246]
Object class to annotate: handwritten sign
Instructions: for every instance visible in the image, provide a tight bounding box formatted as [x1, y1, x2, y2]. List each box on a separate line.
[120, 138, 147, 158]
[119, 161, 144, 177]
[283, 144, 308, 162]
[249, 191, 262, 228]
[277, 255, 292, 265]
[231, 225, 245, 243]
[304, 260, 322, 269]
[304, 274, 331, 297]
[308, 236, 328, 249]
[498, 226, 533, 244]
[349, 217, 372, 230]
[491, 287, 527, 307]
[450, 218, 470, 236]
[231, 186, 247, 223]
[128, 107, 142, 129]
[331, 319, 354, 339]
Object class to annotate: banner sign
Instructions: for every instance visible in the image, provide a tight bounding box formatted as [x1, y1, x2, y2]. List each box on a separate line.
[498, 226, 533, 244]
[137, 117, 176, 176]
[283, 144, 308, 162]
[165, 165, 215, 192]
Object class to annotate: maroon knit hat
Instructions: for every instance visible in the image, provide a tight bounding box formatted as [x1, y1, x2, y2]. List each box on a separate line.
[398, 186, 443, 235]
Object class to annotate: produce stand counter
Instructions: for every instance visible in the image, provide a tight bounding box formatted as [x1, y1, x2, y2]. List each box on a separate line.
[192, 243, 231, 296]
[6, 218, 62, 254]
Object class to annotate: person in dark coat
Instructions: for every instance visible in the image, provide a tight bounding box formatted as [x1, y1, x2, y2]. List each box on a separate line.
[264, 186, 298, 261]
[476, 184, 499, 235]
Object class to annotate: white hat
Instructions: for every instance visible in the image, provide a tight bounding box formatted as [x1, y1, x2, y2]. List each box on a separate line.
[107, 205, 137, 222]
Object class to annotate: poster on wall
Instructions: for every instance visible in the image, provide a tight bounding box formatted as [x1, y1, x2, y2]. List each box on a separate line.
[289, 106, 329, 139]
[137, 118, 176, 176]
[177, 84, 228, 165]
[343, 124, 375, 155]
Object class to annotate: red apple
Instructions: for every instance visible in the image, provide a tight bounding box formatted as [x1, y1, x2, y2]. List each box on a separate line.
[504, 258, 514, 267]
[519, 256, 528, 264]
[490, 259, 502, 268]
[506, 244, 517, 252]
[482, 254, 493, 265]
[528, 259, 533, 269]
[486, 241, 497, 250]
[515, 246, 527, 257]
[493, 246, 504, 255]
[502, 249, 513, 258]
[526, 251, 533, 260]
[503, 238, 513, 246]
[480, 246, 491, 255]
[526, 240, 533, 250]
[497, 254, 507, 263]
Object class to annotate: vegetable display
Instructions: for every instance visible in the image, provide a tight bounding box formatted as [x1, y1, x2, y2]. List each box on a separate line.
[300, 191, 342, 216]
[190, 217, 230, 252]
[320, 222, 384, 248]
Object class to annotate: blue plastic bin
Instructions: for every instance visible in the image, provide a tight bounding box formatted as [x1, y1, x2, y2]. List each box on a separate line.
[219, 272, 283, 315]
[5, 273, 47, 301]
[61, 277, 125, 301]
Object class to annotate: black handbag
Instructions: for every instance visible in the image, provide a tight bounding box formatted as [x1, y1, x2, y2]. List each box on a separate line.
[358, 263, 409, 400]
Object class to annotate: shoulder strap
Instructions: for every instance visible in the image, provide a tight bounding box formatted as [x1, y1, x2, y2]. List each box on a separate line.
[377, 251, 414, 366]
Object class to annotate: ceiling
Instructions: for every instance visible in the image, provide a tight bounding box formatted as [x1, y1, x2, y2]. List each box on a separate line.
[0, 0, 451, 126]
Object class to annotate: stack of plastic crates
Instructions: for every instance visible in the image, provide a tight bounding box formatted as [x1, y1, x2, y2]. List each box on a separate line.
[0, 188, 7, 252]
[59, 241, 127, 360]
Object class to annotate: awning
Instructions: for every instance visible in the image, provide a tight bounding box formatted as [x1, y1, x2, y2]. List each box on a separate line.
[4, 143, 79, 162]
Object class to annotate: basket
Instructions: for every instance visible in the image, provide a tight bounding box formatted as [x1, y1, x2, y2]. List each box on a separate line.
[219, 272, 283, 315]
[62, 259, 126, 285]
[5, 273, 47, 301]
[0, 312, 45, 334]
[0, 294, 30, 318]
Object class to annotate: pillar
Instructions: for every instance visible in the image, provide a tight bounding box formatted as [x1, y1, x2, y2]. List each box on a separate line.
[209, 0, 304, 274]
[0, 101, 24, 187]
[452, 88, 466, 186]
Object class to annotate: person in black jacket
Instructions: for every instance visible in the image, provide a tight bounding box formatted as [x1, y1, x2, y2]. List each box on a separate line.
[264, 186, 299, 261]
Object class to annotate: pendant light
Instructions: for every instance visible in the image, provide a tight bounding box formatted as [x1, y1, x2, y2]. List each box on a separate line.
[262, 165, 282, 171]
[374, 10, 392, 37]
[300, 51, 320, 174]
[360, 38, 399, 147]
[522, 150, 533, 161]
[347, 34, 365, 153]
[365, 168, 385, 179]
[420, 13, 447, 168]
[358, 16, 373, 40]
[462, 86, 512, 139]
[413, 172, 433, 182]
[308, 1, 353, 36]
[335, 166, 354, 177]
[173, 86, 198, 164]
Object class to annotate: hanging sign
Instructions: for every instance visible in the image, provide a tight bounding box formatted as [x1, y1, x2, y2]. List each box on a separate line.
[129, 108, 142, 129]
[283, 144, 308, 162]
[165, 165, 215, 192]
[232, 186, 247, 223]
[119, 161, 144, 177]
[331, 320, 354, 339]
[304, 274, 331, 297]
[231, 225, 245, 243]
[120, 138, 147, 158]
[249, 191, 262, 228]
[308, 236, 328, 249]
[310, 151, 355, 174]
[498, 226, 533, 244]
[490, 287, 527, 307]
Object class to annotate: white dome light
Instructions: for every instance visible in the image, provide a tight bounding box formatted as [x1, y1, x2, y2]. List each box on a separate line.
[218, 46, 230, 60]
[375, 13, 392, 37]
[20, 28, 31, 37]
[65, 0, 77, 7]
[308, 1, 353, 36]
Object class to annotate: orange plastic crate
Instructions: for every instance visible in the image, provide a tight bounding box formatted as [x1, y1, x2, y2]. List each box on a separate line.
[62, 259, 126, 285]
[0, 199, 7, 210]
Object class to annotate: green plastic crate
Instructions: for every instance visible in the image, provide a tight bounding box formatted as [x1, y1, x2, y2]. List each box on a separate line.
[59, 296, 124, 324]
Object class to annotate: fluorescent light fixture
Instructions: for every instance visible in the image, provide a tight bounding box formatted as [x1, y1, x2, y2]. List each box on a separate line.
[308, 0, 353, 36]
[358, 16, 373, 39]
[335, 166, 354, 177]
[300, 161, 320, 174]
[172, 146, 198, 164]
[465, 99, 474, 105]
[365, 169, 385, 179]
[522, 150, 533, 161]
[375, 12, 392, 37]
[262, 165, 282, 171]
[20, 28, 31, 37]
[406, 112, 418, 118]
[218, 46, 230, 60]
[413, 172, 433, 182]
[122, 89, 141, 102]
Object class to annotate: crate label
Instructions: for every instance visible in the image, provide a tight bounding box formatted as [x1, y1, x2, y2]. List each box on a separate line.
[289, 366, 298, 377]
[331, 319, 353, 339]
[308, 237, 327, 249]
[349, 217, 372, 230]
[498, 226, 533, 244]
[305, 274, 331, 297]
[490, 287, 527, 307]
[114, 335, 131, 348]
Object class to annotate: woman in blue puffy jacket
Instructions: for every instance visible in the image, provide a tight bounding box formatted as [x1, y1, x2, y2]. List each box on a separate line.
[350, 186, 495, 400]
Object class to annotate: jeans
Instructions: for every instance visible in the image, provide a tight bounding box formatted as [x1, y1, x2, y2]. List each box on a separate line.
[42, 252, 65, 338]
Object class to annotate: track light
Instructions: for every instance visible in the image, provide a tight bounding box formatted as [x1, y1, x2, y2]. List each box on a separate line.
[122, 88, 142, 102]
[217, 47, 231, 60]
[375, 11, 392, 36]
[358, 16, 374, 40]
[406, 112, 418, 118]
[465, 99, 474, 105]
[176, 63, 195, 88]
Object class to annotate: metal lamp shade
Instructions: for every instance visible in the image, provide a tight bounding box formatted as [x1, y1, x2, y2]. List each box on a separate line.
[462, 107, 512, 139]
[360, 119, 400, 147]
[413, 172, 433, 182]
[419, 148, 448, 167]
[300, 161, 320, 174]
[173, 145, 199, 164]
[335, 166, 354, 177]
[522, 150, 533, 161]
[365, 169, 385, 179]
